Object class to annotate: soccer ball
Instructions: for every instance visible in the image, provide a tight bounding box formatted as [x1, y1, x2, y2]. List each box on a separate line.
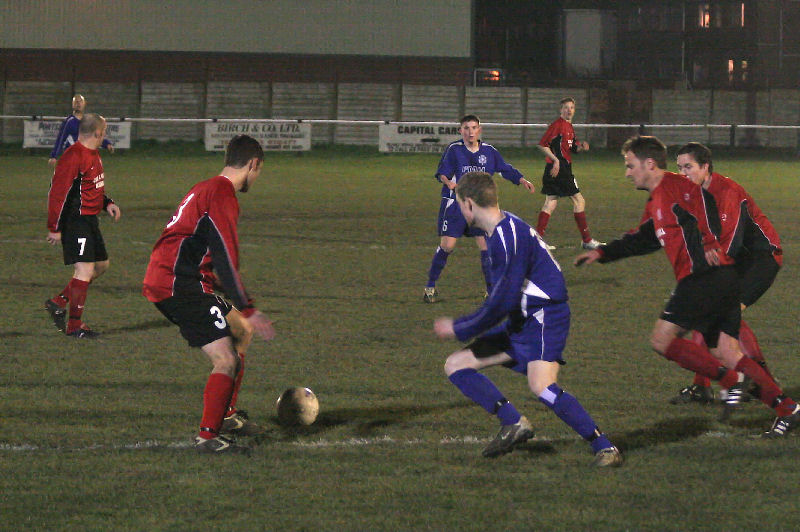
[276, 387, 319, 426]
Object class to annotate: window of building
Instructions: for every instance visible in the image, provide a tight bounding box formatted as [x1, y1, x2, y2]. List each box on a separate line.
[697, 2, 746, 29]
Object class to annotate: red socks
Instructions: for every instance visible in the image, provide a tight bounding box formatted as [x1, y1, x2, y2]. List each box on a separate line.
[536, 211, 550, 237]
[199, 372, 235, 440]
[227, 353, 246, 416]
[739, 320, 771, 377]
[66, 278, 90, 333]
[574, 211, 592, 243]
[733, 356, 795, 413]
[663, 337, 729, 380]
[690, 331, 712, 387]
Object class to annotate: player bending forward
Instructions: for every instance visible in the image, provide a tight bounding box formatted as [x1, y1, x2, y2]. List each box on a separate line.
[143, 134, 275, 454]
[433, 171, 622, 467]
[575, 136, 799, 437]
[670, 142, 782, 405]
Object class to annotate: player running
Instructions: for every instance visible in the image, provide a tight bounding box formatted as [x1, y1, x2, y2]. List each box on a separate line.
[424, 114, 535, 303]
[669, 142, 782, 405]
[143, 134, 275, 454]
[575, 135, 799, 437]
[45, 113, 121, 338]
[433, 171, 622, 467]
[535, 97, 602, 250]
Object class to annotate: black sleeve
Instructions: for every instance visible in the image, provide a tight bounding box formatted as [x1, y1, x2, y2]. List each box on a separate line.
[599, 218, 662, 262]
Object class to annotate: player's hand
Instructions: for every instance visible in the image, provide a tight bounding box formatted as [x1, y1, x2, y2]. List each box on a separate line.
[705, 248, 720, 266]
[247, 310, 276, 341]
[46, 232, 61, 245]
[520, 178, 535, 193]
[433, 317, 456, 339]
[106, 203, 122, 221]
[440, 176, 457, 190]
[48, 158, 57, 167]
[574, 250, 601, 267]
[579, 141, 590, 151]
[549, 160, 560, 177]
[107, 144, 115, 154]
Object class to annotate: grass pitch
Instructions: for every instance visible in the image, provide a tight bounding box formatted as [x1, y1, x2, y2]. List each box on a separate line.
[2, 143, 800, 530]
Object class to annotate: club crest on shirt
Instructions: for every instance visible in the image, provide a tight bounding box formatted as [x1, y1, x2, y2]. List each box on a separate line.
[478, 154, 487, 165]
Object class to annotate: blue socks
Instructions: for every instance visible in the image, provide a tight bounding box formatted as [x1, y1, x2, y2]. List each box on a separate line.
[448, 369, 521, 425]
[480, 250, 492, 293]
[426, 246, 450, 288]
[538, 383, 613, 453]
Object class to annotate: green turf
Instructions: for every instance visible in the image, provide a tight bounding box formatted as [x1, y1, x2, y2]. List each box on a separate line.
[2, 144, 800, 530]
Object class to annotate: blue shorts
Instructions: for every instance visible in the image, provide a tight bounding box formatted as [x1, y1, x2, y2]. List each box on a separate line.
[437, 197, 484, 238]
[466, 302, 571, 374]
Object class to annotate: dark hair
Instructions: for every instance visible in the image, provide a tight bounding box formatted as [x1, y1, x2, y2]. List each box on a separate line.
[676, 142, 713, 173]
[621, 135, 667, 170]
[459, 114, 480, 126]
[559, 97, 575, 106]
[225, 135, 264, 168]
[79, 113, 105, 136]
[456, 171, 497, 207]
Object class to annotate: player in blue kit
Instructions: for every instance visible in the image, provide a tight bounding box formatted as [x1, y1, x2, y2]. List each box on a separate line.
[49, 94, 114, 166]
[433, 171, 621, 467]
[424, 114, 535, 303]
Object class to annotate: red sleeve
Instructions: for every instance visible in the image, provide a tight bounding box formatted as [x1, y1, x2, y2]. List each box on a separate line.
[205, 184, 254, 312]
[538, 120, 559, 147]
[47, 151, 81, 232]
[693, 182, 722, 252]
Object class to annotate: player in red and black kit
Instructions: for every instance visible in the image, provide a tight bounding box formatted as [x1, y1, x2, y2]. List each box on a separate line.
[536, 97, 603, 250]
[45, 114, 121, 338]
[143, 134, 275, 454]
[575, 136, 800, 438]
[670, 142, 783, 405]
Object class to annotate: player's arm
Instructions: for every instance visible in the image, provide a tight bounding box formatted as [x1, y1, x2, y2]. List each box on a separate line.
[102, 138, 115, 153]
[46, 154, 79, 234]
[577, 210, 660, 267]
[435, 145, 457, 190]
[452, 240, 524, 342]
[205, 188, 272, 340]
[537, 144, 560, 177]
[492, 149, 533, 191]
[103, 195, 121, 221]
[49, 117, 71, 164]
[691, 184, 724, 265]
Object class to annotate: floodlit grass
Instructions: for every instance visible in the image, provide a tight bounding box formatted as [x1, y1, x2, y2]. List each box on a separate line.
[2, 143, 800, 530]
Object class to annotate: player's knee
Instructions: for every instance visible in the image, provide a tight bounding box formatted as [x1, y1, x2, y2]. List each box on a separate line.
[649, 334, 670, 356]
[94, 260, 110, 278]
[212, 351, 239, 376]
[444, 350, 472, 376]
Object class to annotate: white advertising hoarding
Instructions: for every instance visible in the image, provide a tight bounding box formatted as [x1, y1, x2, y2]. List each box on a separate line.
[204, 122, 311, 151]
[23, 120, 132, 149]
[378, 123, 460, 153]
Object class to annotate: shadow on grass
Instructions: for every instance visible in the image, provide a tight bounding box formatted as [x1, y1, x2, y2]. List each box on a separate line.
[269, 401, 473, 439]
[0, 331, 29, 339]
[102, 319, 172, 334]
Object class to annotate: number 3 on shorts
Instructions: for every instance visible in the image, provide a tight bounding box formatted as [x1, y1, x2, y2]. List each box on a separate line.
[210, 306, 227, 329]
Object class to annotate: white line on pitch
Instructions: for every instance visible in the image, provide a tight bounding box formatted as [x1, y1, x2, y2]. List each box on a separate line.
[0, 430, 737, 453]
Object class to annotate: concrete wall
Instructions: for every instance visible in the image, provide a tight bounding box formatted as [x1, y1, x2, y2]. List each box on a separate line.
[1, 0, 472, 58]
[3, 82, 799, 148]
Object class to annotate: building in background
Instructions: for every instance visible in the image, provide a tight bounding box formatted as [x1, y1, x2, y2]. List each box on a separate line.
[474, 1, 800, 89]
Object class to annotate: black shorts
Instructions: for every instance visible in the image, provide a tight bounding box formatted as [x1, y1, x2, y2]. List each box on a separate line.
[661, 266, 741, 348]
[735, 251, 780, 307]
[155, 293, 233, 348]
[541, 163, 580, 197]
[61, 213, 108, 265]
